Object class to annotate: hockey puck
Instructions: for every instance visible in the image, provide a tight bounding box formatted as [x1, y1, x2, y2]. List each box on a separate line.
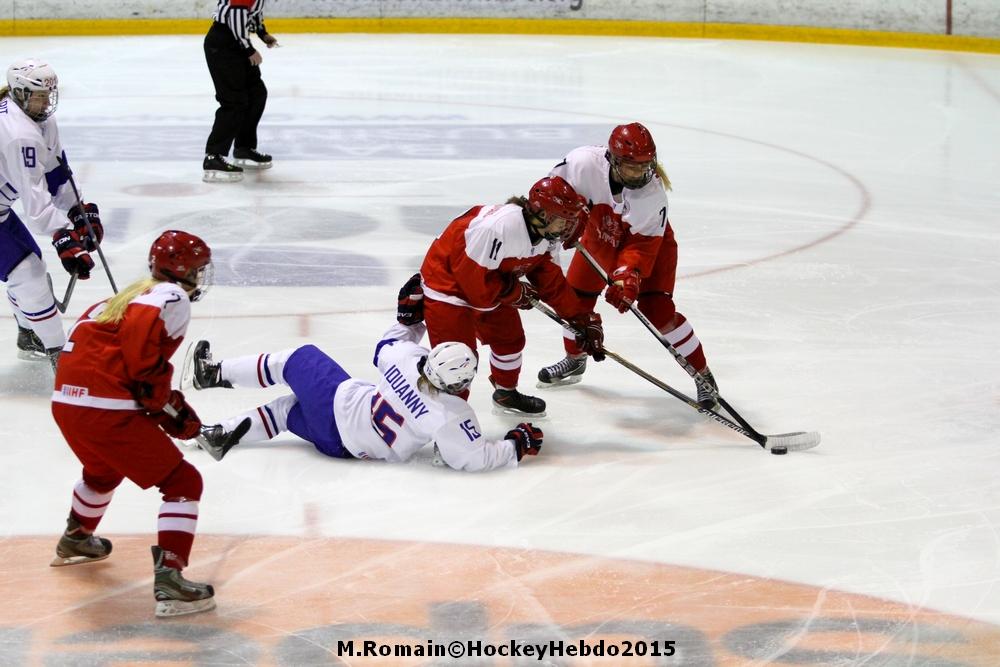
[770, 447, 788, 455]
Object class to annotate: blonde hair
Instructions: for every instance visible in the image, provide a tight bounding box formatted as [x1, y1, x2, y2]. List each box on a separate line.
[656, 162, 672, 191]
[0, 85, 8, 99]
[417, 375, 439, 395]
[94, 277, 162, 325]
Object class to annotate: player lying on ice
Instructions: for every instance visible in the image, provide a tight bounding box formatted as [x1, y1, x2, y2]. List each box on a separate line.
[184, 283, 593, 470]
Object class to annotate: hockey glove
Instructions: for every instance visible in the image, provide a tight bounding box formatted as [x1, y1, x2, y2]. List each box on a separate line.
[605, 266, 640, 313]
[51, 229, 95, 279]
[67, 203, 103, 251]
[149, 389, 202, 440]
[506, 422, 544, 461]
[498, 277, 538, 310]
[396, 273, 424, 326]
[568, 312, 605, 362]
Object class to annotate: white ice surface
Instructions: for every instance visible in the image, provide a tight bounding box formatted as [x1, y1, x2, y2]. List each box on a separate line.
[0, 34, 998, 628]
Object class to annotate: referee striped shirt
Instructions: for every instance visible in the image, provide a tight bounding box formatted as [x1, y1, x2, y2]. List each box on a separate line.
[213, 0, 268, 52]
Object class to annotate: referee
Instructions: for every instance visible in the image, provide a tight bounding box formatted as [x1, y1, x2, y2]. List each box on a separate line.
[203, 0, 278, 183]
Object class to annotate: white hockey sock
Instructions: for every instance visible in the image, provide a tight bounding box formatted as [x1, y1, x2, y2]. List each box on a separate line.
[661, 314, 707, 371]
[158, 500, 199, 536]
[219, 348, 296, 388]
[222, 394, 297, 442]
[70, 479, 115, 531]
[6, 255, 65, 349]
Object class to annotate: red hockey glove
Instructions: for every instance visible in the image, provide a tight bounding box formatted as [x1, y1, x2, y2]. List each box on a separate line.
[498, 277, 538, 310]
[506, 422, 544, 461]
[149, 390, 202, 440]
[396, 273, 424, 326]
[67, 203, 103, 251]
[605, 266, 640, 313]
[51, 229, 94, 279]
[568, 312, 605, 362]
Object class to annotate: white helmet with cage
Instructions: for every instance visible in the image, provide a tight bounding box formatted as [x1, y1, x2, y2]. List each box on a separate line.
[423, 341, 478, 394]
[6, 59, 59, 121]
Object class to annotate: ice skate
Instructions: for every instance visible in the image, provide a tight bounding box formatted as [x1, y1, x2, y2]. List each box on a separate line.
[537, 355, 587, 388]
[50, 516, 112, 567]
[232, 147, 272, 170]
[46, 347, 61, 373]
[152, 546, 216, 618]
[191, 340, 231, 389]
[202, 154, 243, 183]
[197, 417, 251, 461]
[696, 369, 719, 410]
[16, 326, 47, 361]
[492, 383, 546, 417]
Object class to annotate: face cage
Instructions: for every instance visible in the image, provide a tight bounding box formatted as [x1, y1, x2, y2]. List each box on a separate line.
[441, 376, 473, 395]
[188, 263, 215, 302]
[532, 211, 577, 243]
[610, 155, 655, 190]
[13, 88, 58, 122]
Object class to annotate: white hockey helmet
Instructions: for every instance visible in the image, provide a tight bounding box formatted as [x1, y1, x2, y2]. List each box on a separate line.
[6, 59, 59, 121]
[424, 341, 478, 394]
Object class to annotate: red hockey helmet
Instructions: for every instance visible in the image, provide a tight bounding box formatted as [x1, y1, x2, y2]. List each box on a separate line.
[607, 122, 657, 189]
[148, 230, 213, 301]
[526, 176, 587, 244]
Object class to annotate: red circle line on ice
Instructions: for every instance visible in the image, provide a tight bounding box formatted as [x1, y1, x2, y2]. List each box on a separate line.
[6, 535, 998, 665]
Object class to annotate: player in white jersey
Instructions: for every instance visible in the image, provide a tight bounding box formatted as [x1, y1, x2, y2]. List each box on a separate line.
[537, 122, 719, 408]
[187, 302, 545, 472]
[0, 59, 103, 369]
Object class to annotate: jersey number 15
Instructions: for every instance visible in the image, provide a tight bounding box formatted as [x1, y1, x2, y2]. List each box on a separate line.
[370, 393, 404, 446]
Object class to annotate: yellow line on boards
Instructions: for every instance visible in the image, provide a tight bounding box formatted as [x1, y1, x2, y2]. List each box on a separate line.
[1, 17, 996, 54]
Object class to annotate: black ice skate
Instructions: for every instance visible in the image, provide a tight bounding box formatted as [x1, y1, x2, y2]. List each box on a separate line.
[50, 515, 112, 567]
[696, 369, 719, 410]
[537, 355, 587, 388]
[232, 147, 273, 170]
[492, 383, 546, 418]
[152, 546, 216, 618]
[202, 154, 243, 183]
[198, 417, 252, 461]
[16, 325, 46, 361]
[192, 340, 232, 390]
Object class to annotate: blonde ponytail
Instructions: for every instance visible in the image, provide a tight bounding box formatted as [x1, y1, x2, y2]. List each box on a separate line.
[94, 278, 162, 325]
[656, 162, 672, 191]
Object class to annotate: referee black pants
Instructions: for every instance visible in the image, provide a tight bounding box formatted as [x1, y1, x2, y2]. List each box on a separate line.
[204, 22, 268, 157]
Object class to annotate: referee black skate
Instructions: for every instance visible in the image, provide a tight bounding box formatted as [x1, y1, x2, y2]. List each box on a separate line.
[202, 0, 278, 183]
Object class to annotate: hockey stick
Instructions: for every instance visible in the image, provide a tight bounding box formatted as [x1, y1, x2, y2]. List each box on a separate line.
[58, 156, 118, 294]
[573, 242, 764, 435]
[531, 297, 820, 451]
[45, 271, 77, 313]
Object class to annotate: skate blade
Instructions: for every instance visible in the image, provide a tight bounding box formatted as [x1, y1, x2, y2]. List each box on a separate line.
[17, 350, 49, 362]
[178, 341, 196, 390]
[202, 170, 243, 183]
[155, 597, 216, 618]
[491, 404, 547, 419]
[50, 553, 110, 567]
[535, 375, 583, 389]
[232, 159, 272, 169]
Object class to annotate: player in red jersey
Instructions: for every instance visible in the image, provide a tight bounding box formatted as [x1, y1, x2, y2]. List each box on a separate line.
[49, 230, 230, 618]
[419, 176, 605, 417]
[538, 123, 718, 408]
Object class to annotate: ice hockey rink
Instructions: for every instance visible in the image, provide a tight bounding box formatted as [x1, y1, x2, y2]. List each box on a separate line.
[1, 30, 998, 664]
